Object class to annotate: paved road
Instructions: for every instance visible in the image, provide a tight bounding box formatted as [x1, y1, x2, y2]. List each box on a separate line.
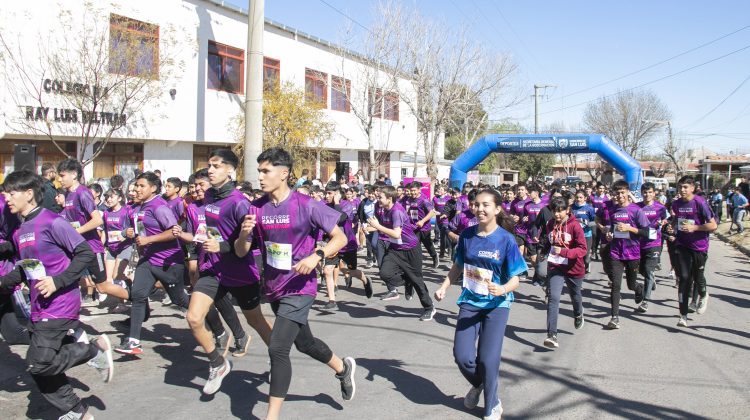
[2, 237, 749, 419]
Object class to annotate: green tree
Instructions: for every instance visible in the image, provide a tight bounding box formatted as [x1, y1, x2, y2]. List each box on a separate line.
[507, 154, 555, 182]
[233, 82, 334, 180]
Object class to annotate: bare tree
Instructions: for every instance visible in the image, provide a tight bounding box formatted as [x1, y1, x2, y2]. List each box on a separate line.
[0, 2, 183, 166]
[583, 89, 671, 157]
[661, 129, 694, 179]
[371, 2, 518, 180]
[582, 155, 604, 182]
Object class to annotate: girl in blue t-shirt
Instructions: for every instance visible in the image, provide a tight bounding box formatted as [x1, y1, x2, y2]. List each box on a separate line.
[571, 190, 596, 273]
[435, 189, 527, 420]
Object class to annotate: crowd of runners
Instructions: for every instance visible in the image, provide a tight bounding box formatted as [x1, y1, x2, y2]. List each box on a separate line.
[0, 147, 718, 420]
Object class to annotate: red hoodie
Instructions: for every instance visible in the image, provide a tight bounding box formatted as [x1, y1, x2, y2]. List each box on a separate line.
[543, 214, 588, 278]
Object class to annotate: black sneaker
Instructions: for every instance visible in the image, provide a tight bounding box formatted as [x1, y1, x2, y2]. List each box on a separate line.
[114, 338, 143, 355]
[636, 302, 648, 313]
[606, 316, 620, 330]
[405, 283, 414, 301]
[419, 307, 437, 321]
[635, 286, 644, 304]
[574, 315, 584, 330]
[335, 356, 356, 401]
[215, 331, 232, 358]
[380, 290, 399, 301]
[543, 333, 559, 349]
[232, 334, 251, 357]
[363, 277, 373, 299]
[323, 301, 338, 310]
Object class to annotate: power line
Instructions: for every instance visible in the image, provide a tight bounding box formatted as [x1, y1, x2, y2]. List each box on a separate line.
[683, 73, 750, 128]
[317, 0, 372, 34]
[539, 43, 750, 116]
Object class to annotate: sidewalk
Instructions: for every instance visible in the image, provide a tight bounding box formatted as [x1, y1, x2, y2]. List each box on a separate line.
[714, 218, 750, 257]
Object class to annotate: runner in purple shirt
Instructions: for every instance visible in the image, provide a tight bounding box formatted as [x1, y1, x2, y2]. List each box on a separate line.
[449, 189, 479, 243]
[406, 181, 439, 269]
[601, 180, 648, 329]
[57, 159, 105, 305]
[164, 176, 185, 221]
[523, 184, 545, 277]
[0, 170, 114, 419]
[510, 184, 531, 255]
[369, 186, 436, 319]
[636, 182, 669, 313]
[671, 176, 717, 327]
[100, 188, 133, 310]
[235, 147, 356, 420]
[433, 185, 451, 259]
[590, 182, 610, 260]
[115, 171, 190, 356]
[501, 189, 514, 214]
[174, 150, 272, 395]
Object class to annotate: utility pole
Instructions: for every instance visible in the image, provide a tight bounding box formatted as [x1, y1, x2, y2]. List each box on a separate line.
[534, 84, 554, 134]
[243, 0, 264, 185]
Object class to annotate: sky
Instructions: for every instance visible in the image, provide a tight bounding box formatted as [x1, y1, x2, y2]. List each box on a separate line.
[227, 0, 750, 155]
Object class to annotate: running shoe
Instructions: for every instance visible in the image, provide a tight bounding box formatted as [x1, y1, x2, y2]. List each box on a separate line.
[232, 335, 251, 357]
[162, 295, 172, 306]
[323, 301, 338, 310]
[543, 333, 559, 349]
[574, 315, 585, 330]
[365, 261, 374, 269]
[114, 338, 143, 355]
[483, 400, 503, 420]
[335, 356, 357, 401]
[380, 290, 399, 301]
[81, 295, 98, 308]
[432, 256, 439, 269]
[57, 408, 94, 420]
[345, 274, 352, 288]
[109, 302, 130, 314]
[677, 316, 688, 327]
[688, 301, 698, 313]
[87, 334, 115, 383]
[636, 302, 648, 313]
[364, 277, 373, 299]
[634, 286, 644, 304]
[97, 291, 108, 304]
[606, 316, 620, 329]
[696, 291, 709, 314]
[464, 384, 483, 409]
[203, 359, 232, 395]
[419, 307, 437, 321]
[405, 283, 414, 301]
[215, 331, 232, 358]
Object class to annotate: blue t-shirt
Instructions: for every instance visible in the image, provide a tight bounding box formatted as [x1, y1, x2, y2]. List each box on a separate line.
[454, 225, 528, 309]
[571, 203, 596, 238]
[731, 193, 748, 209]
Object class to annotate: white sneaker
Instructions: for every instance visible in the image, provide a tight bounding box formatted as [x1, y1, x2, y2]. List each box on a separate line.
[677, 316, 688, 327]
[483, 400, 503, 420]
[203, 359, 232, 395]
[696, 291, 708, 314]
[464, 384, 482, 409]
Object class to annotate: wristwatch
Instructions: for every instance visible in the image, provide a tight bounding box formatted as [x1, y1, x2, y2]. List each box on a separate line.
[315, 249, 325, 260]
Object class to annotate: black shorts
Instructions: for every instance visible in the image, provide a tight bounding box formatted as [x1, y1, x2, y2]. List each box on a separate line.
[324, 250, 357, 269]
[526, 241, 540, 255]
[193, 276, 261, 311]
[514, 234, 525, 247]
[185, 242, 198, 261]
[83, 253, 107, 284]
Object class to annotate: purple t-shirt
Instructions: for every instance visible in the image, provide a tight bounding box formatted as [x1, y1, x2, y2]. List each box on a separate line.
[200, 187, 259, 286]
[638, 201, 668, 249]
[510, 197, 531, 235]
[253, 191, 341, 301]
[61, 184, 104, 254]
[14, 209, 84, 322]
[0, 196, 20, 277]
[166, 197, 185, 221]
[607, 203, 649, 261]
[135, 196, 184, 267]
[449, 209, 478, 236]
[405, 196, 434, 233]
[672, 196, 714, 252]
[433, 194, 450, 225]
[103, 206, 133, 254]
[336, 200, 358, 253]
[524, 199, 544, 244]
[185, 201, 204, 235]
[380, 202, 419, 251]
[500, 200, 512, 214]
[590, 194, 609, 212]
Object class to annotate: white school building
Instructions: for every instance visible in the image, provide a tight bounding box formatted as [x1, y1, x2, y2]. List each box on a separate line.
[0, 0, 449, 185]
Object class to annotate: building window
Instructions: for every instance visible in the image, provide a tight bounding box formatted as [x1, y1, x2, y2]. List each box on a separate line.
[109, 14, 159, 78]
[503, 173, 514, 182]
[331, 76, 350, 112]
[383, 91, 399, 121]
[263, 57, 280, 90]
[305, 68, 327, 108]
[368, 88, 382, 118]
[207, 41, 244, 94]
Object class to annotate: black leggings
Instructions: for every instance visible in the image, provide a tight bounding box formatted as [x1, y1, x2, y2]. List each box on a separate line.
[130, 261, 190, 341]
[267, 316, 333, 398]
[610, 259, 643, 316]
[675, 247, 707, 315]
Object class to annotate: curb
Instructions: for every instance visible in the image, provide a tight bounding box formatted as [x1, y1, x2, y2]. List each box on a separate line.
[714, 231, 750, 257]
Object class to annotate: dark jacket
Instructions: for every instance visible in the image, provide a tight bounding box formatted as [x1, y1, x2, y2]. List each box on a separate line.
[542, 215, 588, 278]
[40, 180, 62, 213]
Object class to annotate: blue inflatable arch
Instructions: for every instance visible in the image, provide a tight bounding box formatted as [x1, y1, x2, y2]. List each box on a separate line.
[449, 134, 643, 191]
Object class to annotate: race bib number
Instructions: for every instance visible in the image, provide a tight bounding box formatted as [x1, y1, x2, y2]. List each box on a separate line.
[462, 263, 493, 296]
[677, 218, 695, 228]
[548, 253, 569, 265]
[409, 209, 419, 222]
[206, 226, 224, 242]
[266, 241, 292, 270]
[614, 227, 631, 239]
[136, 220, 147, 237]
[107, 230, 123, 243]
[648, 228, 658, 240]
[193, 223, 208, 243]
[18, 259, 46, 281]
[69, 221, 81, 229]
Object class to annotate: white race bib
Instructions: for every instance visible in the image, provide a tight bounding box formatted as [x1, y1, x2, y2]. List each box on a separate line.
[69, 221, 81, 229]
[614, 228, 631, 239]
[107, 230, 123, 243]
[677, 218, 695, 228]
[648, 228, 658, 240]
[18, 259, 46, 281]
[193, 223, 208, 243]
[266, 241, 293, 270]
[206, 226, 224, 242]
[463, 263, 493, 296]
[548, 253, 569, 265]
